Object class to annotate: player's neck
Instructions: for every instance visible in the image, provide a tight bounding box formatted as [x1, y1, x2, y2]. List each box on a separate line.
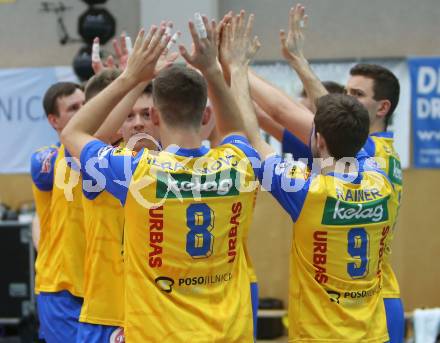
[160, 128, 203, 150]
[318, 154, 354, 176]
[369, 120, 386, 134]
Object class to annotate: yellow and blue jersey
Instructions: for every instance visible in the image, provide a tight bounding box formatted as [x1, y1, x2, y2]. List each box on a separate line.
[30, 143, 59, 294]
[265, 135, 399, 342]
[79, 135, 260, 343]
[362, 132, 402, 298]
[362, 132, 402, 191]
[42, 145, 86, 297]
[283, 129, 403, 299]
[79, 184, 125, 326]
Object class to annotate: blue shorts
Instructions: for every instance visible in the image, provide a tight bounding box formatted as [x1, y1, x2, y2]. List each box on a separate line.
[250, 282, 259, 341]
[76, 322, 124, 343]
[384, 298, 405, 343]
[36, 294, 45, 340]
[37, 291, 83, 343]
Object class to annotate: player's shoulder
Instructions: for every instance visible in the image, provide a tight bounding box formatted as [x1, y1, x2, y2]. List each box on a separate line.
[111, 146, 139, 157]
[30, 144, 60, 190]
[81, 141, 139, 166]
[359, 156, 396, 191]
[259, 156, 312, 194]
[31, 144, 59, 173]
[370, 132, 399, 156]
[217, 134, 260, 160]
[276, 158, 310, 180]
[32, 144, 59, 160]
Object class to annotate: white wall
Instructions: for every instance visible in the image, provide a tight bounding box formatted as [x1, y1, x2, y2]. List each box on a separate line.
[2, 0, 439, 68]
[219, 0, 440, 60]
[0, 0, 140, 68]
[140, 0, 218, 54]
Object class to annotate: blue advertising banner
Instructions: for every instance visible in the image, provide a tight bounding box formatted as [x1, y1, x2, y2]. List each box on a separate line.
[0, 67, 77, 173]
[409, 57, 440, 168]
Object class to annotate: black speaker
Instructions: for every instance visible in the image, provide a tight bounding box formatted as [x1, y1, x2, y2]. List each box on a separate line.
[0, 222, 35, 323]
[72, 45, 94, 82]
[78, 7, 116, 45]
[257, 298, 285, 340]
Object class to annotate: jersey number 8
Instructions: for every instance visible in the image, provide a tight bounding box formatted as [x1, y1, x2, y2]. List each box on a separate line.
[186, 203, 215, 258]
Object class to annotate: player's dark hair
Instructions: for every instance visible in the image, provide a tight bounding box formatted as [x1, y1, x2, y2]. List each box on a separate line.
[85, 69, 153, 102]
[143, 82, 153, 96]
[43, 82, 82, 116]
[314, 94, 369, 160]
[350, 63, 400, 128]
[153, 65, 207, 129]
[300, 81, 345, 97]
[85, 69, 121, 101]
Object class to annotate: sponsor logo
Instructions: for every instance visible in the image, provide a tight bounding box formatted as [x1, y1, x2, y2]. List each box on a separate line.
[155, 273, 232, 294]
[326, 290, 341, 304]
[376, 225, 390, 276]
[388, 156, 402, 186]
[327, 285, 380, 305]
[156, 170, 239, 199]
[313, 231, 328, 284]
[322, 197, 389, 225]
[343, 287, 380, 299]
[149, 206, 164, 268]
[274, 161, 309, 179]
[228, 202, 242, 263]
[109, 327, 125, 343]
[40, 150, 56, 173]
[97, 146, 113, 159]
[364, 157, 379, 169]
[155, 276, 174, 293]
[112, 147, 137, 157]
[178, 273, 232, 286]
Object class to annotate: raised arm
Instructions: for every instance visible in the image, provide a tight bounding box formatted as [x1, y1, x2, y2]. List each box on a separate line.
[280, 4, 328, 111]
[248, 68, 314, 145]
[254, 101, 285, 142]
[32, 214, 40, 251]
[220, 11, 273, 159]
[92, 30, 179, 144]
[93, 81, 147, 144]
[61, 26, 170, 159]
[179, 15, 245, 138]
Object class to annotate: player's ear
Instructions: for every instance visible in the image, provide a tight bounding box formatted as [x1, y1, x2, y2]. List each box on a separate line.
[47, 113, 60, 131]
[201, 106, 212, 125]
[150, 107, 160, 127]
[316, 132, 327, 152]
[376, 99, 391, 118]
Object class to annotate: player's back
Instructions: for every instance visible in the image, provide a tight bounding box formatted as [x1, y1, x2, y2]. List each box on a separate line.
[46, 145, 86, 297]
[80, 189, 125, 326]
[364, 132, 402, 194]
[262, 155, 399, 342]
[123, 142, 257, 343]
[363, 131, 402, 298]
[30, 144, 59, 293]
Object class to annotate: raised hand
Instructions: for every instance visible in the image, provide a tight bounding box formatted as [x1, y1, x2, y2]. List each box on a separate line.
[215, 11, 233, 84]
[216, 11, 233, 51]
[122, 24, 171, 84]
[280, 4, 308, 63]
[219, 11, 260, 69]
[112, 32, 130, 70]
[91, 33, 130, 74]
[179, 15, 220, 75]
[91, 37, 116, 74]
[154, 22, 180, 76]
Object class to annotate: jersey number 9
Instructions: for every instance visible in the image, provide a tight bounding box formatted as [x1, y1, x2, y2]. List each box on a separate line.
[347, 228, 369, 279]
